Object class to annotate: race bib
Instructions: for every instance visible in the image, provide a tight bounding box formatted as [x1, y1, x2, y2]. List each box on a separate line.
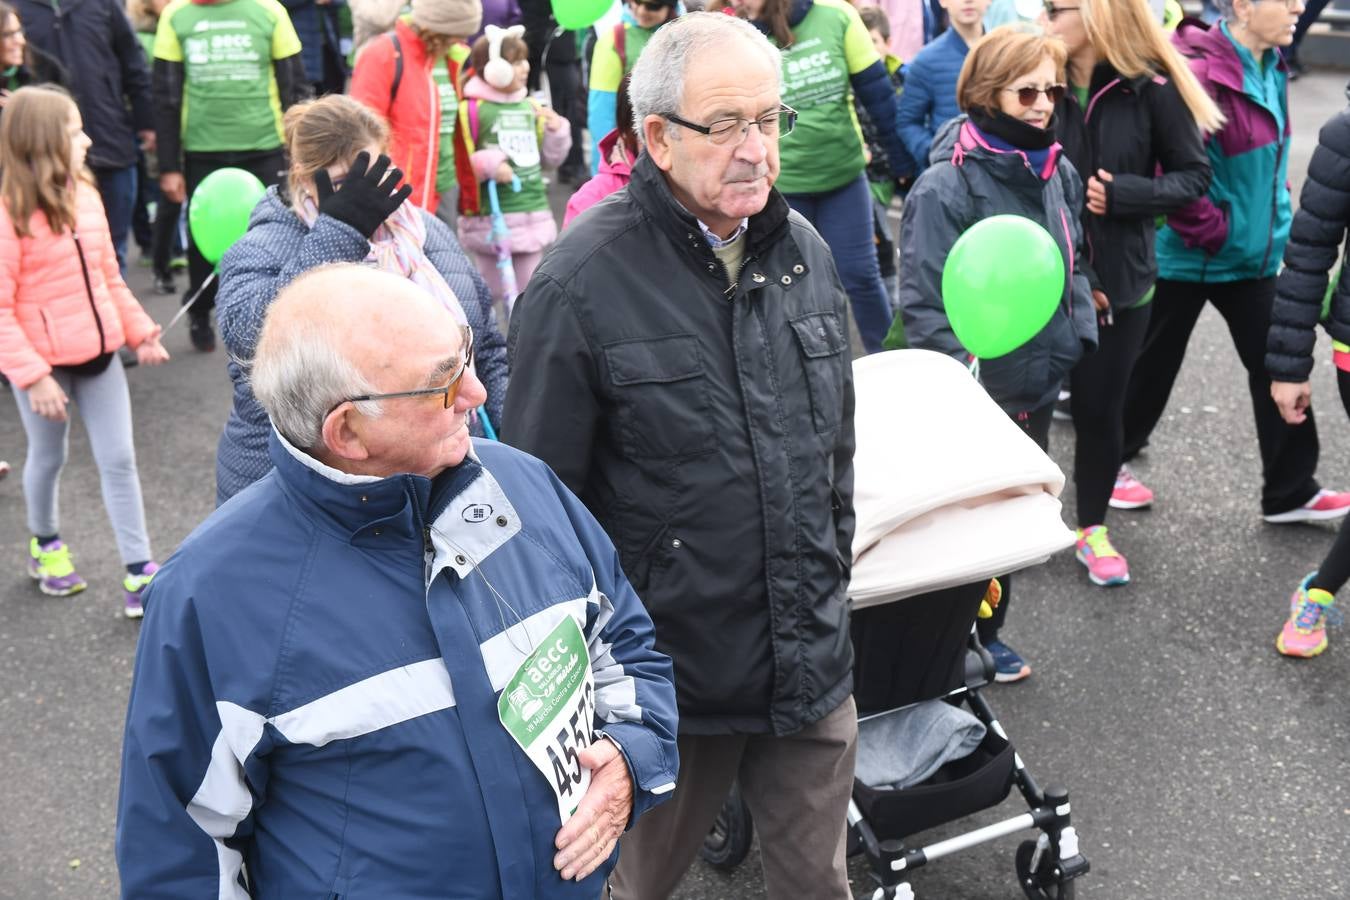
[498, 615, 596, 823]
[492, 109, 541, 168]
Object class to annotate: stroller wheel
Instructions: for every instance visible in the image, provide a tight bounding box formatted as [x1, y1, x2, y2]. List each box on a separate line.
[700, 782, 754, 871]
[1015, 839, 1076, 900]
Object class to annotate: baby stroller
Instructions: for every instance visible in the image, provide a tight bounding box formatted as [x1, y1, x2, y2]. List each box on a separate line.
[701, 350, 1091, 898]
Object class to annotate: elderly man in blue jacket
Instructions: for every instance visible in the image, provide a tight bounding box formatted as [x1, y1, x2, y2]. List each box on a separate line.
[115, 264, 679, 899]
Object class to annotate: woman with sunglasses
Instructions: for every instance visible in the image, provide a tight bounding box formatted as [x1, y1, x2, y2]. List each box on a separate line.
[896, 24, 1096, 682]
[734, 0, 914, 353]
[1119, 0, 1350, 531]
[1042, 0, 1219, 588]
[586, 0, 679, 177]
[214, 95, 508, 506]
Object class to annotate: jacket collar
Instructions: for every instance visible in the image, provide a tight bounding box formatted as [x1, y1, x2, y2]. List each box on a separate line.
[950, 117, 1064, 183]
[627, 152, 792, 268]
[1172, 16, 1284, 97]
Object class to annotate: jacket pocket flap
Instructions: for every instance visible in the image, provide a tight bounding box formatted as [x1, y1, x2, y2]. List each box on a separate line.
[790, 312, 846, 358]
[603, 334, 702, 386]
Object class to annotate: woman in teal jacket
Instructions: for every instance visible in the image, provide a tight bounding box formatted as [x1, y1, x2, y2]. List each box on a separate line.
[1120, 1, 1350, 525]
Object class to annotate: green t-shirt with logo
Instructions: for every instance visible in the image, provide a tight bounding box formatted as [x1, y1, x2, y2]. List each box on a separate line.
[434, 44, 471, 197]
[473, 98, 547, 215]
[153, 0, 302, 153]
[774, 0, 877, 195]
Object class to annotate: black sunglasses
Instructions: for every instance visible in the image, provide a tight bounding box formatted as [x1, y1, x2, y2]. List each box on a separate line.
[630, 0, 668, 9]
[1005, 84, 1067, 107]
[1042, 3, 1080, 19]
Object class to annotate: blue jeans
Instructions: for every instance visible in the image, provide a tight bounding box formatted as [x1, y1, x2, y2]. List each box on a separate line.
[94, 164, 138, 275]
[785, 173, 894, 353]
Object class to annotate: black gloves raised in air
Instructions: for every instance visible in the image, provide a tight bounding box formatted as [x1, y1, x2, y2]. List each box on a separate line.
[314, 151, 413, 239]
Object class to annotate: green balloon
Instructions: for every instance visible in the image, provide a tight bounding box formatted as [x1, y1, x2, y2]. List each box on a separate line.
[188, 168, 266, 266]
[940, 214, 1066, 359]
[553, 0, 613, 29]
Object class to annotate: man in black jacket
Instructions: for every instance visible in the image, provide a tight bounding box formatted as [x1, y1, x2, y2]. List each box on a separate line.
[17, 0, 154, 271]
[502, 13, 858, 899]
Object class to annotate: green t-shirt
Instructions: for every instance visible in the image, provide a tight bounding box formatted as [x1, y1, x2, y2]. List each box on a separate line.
[774, 0, 878, 195]
[153, 0, 302, 153]
[433, 44, 471, 197]
[473, 98, 548, 215]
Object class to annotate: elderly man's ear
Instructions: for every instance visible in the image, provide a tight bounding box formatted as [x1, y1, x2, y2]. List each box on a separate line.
[321, 405, 373, 464]
[642, 115, 675, 172]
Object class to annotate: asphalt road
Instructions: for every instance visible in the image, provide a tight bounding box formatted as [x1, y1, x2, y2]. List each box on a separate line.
[2, 70, 1349, 900]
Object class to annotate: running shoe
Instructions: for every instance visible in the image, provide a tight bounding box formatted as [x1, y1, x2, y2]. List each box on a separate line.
[984, 640, 1031, 683]
[1263, 489, 1350, 524]
[1109, 465, 1154, 510]
[1075, 525, 1130, 586]
[1052, 388, 1072, 422]
[28, 538, 87, 597]
[122, 562, 159, 619]
[153, 273, 176, 295]
[189, 315, 216, 353]
[1276, 572, 1335, 658]
[0, 459, 9, 480]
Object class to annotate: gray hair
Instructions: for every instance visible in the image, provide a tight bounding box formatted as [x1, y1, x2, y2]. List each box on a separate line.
[1212, 0, 1237, 20]
[628, 12, 783, 144]
[250, 300, 383, 452]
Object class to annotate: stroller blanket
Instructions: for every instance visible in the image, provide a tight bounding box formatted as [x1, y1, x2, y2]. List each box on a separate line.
[849, 350, 1076, 608]
[855, 700, 987, 790]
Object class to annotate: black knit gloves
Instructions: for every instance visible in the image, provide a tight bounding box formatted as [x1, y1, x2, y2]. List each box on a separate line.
[314, 151, 412, 239]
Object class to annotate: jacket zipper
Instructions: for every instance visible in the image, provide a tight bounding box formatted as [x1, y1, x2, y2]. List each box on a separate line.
[1259, 136, 1285, 275]
[1058, 208, 1075, 319]
[72, 232, 107, 356]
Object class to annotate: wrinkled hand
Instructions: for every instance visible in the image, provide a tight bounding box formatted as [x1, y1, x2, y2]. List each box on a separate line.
[136, 336, 170, 366]
[553, 737, 632, 882]
[494, 161, 516, 184]
[29, 375, 68, 422]
[315, 151, 412, 239]
[1086, 169, 1113, 216]
[160, 172, 186, 204]
[1271, 380, 1311, 425]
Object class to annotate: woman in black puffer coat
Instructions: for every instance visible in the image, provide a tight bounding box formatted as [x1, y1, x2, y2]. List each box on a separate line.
[1265, 87, 1350, 658]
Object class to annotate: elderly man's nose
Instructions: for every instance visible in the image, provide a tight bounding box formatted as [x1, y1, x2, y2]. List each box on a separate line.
[737, 123, 769, 162]
[457, 369, 488, 411]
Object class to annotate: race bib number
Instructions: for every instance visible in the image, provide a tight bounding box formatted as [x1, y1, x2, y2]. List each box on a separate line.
[498, 615, 595, 823]
[492, 110, 541, 168]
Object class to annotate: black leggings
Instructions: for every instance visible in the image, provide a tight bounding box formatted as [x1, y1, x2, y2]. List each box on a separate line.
[1311, 368, 1350, 595]
[978, 401, 1054, 644]
[1071, 303, 1151, 526]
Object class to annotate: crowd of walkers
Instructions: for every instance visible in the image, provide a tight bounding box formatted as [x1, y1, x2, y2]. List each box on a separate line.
[2, 0, 1350, 891]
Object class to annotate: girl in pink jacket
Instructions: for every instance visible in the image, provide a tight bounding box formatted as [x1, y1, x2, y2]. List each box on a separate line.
[455, 26, 572, 319]
[0, 86, 169, 618]
[563, 74, 638, 229]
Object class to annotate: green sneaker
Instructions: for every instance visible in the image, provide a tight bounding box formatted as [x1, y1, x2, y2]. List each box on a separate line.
[122, 562, 160, 619]
[28, 538, 87, 596]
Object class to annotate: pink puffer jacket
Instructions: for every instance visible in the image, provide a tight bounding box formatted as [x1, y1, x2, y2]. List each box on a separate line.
[0, 182, 158, 389]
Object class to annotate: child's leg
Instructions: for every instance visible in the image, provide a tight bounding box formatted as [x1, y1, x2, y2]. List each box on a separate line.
[473, 250, 506, 307]
[1309, 366, 1350, 595]
[509, 250, 544, 317]
[10, 372, 74, 540]
[69, 356, 153, 567]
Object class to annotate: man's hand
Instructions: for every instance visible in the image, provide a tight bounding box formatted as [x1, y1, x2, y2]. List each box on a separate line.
[1086, 168, 1113, 216]
[138, 129, 157, 154]
[1271, 380, 1312, 425]
[553, 737, 633, 882]
[160, 172, 186, 204]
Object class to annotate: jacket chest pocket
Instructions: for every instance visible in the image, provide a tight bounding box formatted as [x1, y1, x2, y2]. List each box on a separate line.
[603, 334, 715, 459]
[790, 312, 847, 435]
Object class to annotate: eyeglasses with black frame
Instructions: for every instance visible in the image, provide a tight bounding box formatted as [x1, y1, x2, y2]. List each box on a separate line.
[663, 105, 798, 147]
[1041, 2, 1079, 19]
[333, 325, 475, 414]
[629, 0, 668, 10]
[1004, 84, 1067, 107]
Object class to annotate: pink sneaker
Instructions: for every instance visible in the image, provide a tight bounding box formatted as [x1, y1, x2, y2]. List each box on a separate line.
[1276, 573, 1334, 658]
[1109, 465, 1153, 510]
[1075, 525, 1130, 586]
[1263, 489, 1350, 524]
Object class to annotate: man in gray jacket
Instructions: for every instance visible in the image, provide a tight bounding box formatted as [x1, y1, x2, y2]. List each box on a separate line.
[501, 13, 857, 899]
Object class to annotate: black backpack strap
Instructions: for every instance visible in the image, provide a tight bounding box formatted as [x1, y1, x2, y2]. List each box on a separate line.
[389, 31, 403, 106]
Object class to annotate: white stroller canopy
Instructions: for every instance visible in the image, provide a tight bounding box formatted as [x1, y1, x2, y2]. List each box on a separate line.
[848, 350, 1076, 609]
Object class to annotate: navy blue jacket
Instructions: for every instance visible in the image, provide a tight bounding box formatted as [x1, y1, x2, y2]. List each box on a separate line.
[16, 0, 153, 170]
[117, 435, 679, 899]
[215, 187, 509, 504]
[896, 26, 971, 170]
[279, 0, 345, 84]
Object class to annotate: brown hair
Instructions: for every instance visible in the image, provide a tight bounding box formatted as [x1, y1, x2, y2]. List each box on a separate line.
[414, 25, 461, 63]
[0, 86, 85, 237]
[956, 24, 1067, 114]
[742, 0, 794, 47]
[859, 5, 891, 42]
[465, 30, 528, 87]
[283, 95, 390, 200]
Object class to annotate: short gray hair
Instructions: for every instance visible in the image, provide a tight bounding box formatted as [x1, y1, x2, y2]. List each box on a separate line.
[1212, 0, 1237, 20]
[250, 296, 383, 452]
[628, 12, 782, 144]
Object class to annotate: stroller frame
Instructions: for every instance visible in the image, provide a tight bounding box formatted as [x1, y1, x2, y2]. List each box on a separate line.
[848, 659, 1090, 899]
